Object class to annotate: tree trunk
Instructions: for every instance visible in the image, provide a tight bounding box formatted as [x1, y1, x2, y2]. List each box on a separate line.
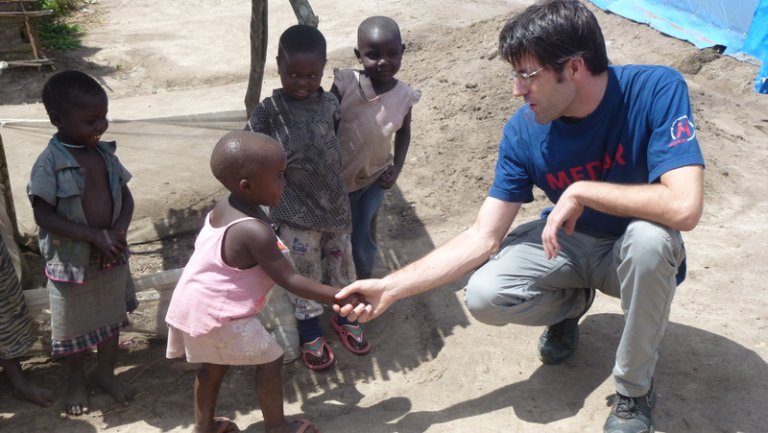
[288, 0, 319, 26]
[244, 0, 320, 118]
[245, 0, 268, 119]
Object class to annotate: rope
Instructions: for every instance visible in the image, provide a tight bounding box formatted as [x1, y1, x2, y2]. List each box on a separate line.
[0, 118, 50, 129]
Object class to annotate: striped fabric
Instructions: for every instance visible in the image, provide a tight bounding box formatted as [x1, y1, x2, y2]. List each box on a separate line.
[51, 320, 128, 355]
[0, 237, 35, 360]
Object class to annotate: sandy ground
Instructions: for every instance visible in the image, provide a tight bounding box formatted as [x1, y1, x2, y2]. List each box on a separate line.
[1, 0, 767, 432]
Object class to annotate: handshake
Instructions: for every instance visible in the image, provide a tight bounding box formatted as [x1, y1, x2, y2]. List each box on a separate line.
[331, 278, 387, 323]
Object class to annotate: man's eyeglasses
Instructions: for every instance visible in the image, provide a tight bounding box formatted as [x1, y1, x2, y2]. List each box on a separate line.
[511, 65, 548, 84]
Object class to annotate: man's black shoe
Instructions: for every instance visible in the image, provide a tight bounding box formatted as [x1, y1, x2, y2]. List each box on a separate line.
[603, 387, 655, 433]
[538, 287, 595, 365]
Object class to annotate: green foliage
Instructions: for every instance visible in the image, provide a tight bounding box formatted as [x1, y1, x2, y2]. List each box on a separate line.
[37, 0, 84, 50]
[38, 21, 82, 50]
[39, 0, 80, 16]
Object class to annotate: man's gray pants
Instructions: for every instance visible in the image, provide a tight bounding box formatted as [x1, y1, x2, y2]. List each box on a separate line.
[464, 219, 685, 397]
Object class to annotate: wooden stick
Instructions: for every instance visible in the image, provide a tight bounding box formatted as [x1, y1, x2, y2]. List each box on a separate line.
[287, 0, 318, 27]
[0, 10, 53, 17]
[2, 59, 53, 66]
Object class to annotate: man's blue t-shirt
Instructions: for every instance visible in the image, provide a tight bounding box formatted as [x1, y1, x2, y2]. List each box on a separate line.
[489, 65, 705, 237]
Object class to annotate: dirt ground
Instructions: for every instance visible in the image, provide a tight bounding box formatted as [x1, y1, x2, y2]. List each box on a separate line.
[1, 0, 767, 432]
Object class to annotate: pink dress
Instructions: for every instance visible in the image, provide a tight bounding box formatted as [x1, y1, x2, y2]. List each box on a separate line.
[165, 214, 285, 365]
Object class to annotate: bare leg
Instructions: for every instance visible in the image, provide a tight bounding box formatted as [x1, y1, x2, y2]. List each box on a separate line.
[64, 351, 89, 415]
[193, 363, 238, 433]
[258, 356, 318, 433]
[96, 334, 135, 405]
[258, 356, 286, 432]
[0, 358, 55, 407]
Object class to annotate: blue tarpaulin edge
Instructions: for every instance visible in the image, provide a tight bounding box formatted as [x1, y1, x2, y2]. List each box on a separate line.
[742, 2, 768, 92]
[590, 0, 768, 93]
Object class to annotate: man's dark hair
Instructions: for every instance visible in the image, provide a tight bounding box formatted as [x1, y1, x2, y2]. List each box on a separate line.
[41, 70, 106, 114]
[277, 24, 327, 61]
[499, 0, 609, 75]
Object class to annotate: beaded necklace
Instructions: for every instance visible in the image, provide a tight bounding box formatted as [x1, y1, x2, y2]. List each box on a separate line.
[358, 72, 381, 102]
[60, 142, 87, 149]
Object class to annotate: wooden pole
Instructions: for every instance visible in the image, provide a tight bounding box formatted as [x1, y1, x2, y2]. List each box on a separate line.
[244, 0, 320, 118]
[18, 0, 48, 69]
[287, 0, 318, 27]
[244, 0, 268, 119]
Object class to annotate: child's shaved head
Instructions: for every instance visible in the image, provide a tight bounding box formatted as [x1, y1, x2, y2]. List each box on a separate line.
[357, 16, 402, 46]
[210, 131, 284, 189]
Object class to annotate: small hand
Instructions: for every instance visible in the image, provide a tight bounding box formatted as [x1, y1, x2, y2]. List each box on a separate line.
[333, 278, 392, 323]
[92, 228, 127, 265]
[541, 187, 583, 259]
[336, 292, 368, 309]
[377, 165, 401, 190]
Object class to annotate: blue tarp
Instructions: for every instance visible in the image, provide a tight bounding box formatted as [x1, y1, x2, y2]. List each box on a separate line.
[590, 0, 768, 93]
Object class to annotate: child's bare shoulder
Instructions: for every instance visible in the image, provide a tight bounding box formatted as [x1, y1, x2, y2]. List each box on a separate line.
[226, 218, 280, 265]
[211, 197, 277, 249]
[228, 217, 273, 237]
[215, 205, 273, 241]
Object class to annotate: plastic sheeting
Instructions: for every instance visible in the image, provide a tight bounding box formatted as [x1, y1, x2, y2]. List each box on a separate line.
[590, 0, 768, 93]
[0, 112, 246, 237]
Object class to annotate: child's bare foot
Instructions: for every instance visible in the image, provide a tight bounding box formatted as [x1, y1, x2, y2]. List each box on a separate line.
[13, 382, 56, 407]
[1, 358, 56, 407]
[98, 375, 136, 406]
[266, 419, 318, 433]
[64, 377, 89, 415]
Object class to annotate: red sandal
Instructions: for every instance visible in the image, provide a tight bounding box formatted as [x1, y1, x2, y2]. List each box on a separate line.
[331, 314, 371, 355]
[301, 337, 335, 370]
[212, 416, 240, 433]
[292, 418, 319, 433]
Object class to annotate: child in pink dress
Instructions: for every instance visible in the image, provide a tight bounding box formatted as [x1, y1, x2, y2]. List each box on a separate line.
[166, 131, 364, 433]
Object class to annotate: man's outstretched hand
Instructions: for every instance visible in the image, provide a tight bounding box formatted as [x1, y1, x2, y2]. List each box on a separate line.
[333, 278, 393, 323]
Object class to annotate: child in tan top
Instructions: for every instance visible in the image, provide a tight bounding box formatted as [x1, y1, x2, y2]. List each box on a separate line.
[331, 16, 421, 280]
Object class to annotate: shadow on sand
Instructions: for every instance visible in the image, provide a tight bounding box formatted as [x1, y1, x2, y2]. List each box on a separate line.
[385, 313, 768, 433]
[0, 182, 464, 432]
